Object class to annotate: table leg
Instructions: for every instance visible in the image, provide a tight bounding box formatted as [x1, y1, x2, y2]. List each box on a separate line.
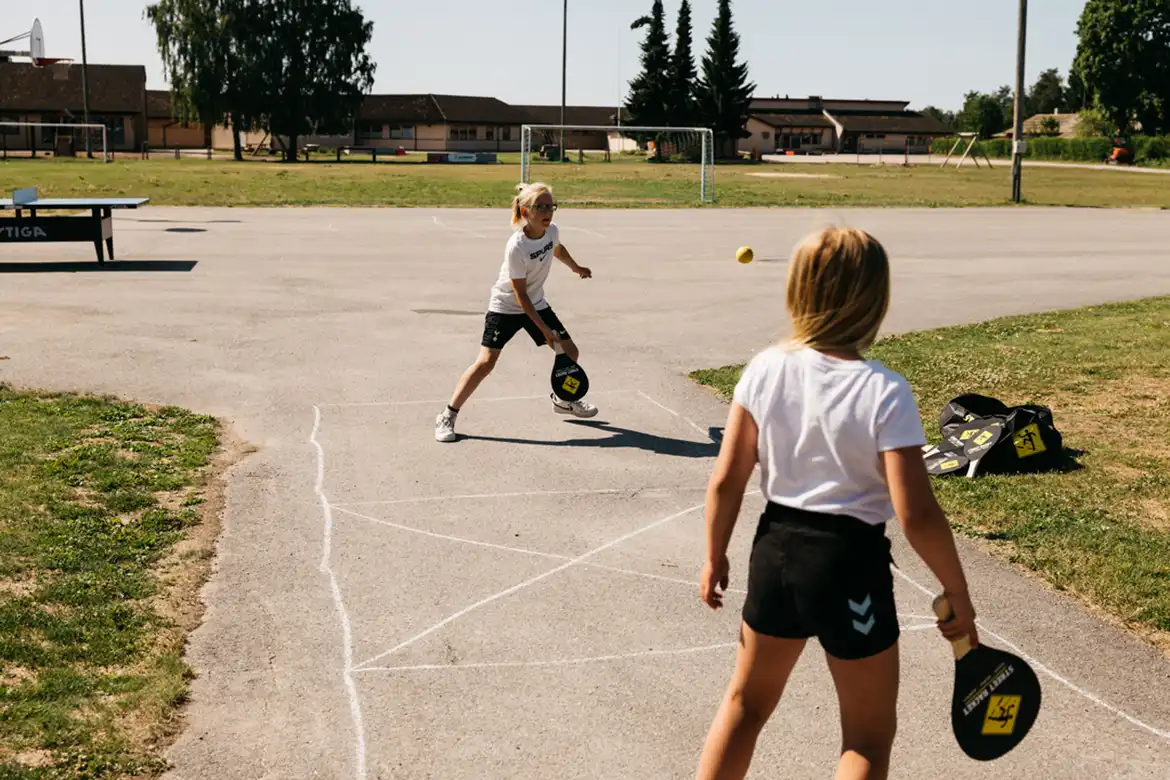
[92, 208, 105, 264]
[104, 208, 115, 260]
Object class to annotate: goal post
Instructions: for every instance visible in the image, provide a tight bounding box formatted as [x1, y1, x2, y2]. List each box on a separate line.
[520, 124, 715, 204]
[0, 121, 110, 162]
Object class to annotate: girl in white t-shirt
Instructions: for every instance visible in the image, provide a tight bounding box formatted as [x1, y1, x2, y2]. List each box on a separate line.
[435, 182, 597, 442]
[694, 226, 979, 780]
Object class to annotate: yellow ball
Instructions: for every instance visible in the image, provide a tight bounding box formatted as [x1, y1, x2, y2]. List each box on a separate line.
[737, 246, 754, 264]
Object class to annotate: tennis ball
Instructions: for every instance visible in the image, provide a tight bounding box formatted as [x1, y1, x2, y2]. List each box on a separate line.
[737, 246, 754, 264]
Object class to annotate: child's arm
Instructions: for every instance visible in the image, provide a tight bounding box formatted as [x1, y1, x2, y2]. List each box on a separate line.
[554, 244, 591, 279]
[700, 402, 758, 609]
[510, 278, 558, 345]
[882, 446, 980, 646]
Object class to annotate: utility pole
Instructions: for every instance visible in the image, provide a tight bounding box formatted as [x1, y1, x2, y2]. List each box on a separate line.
[560, 0, 567, 163]
[1011, 0, 1028, 202]
[79, 0, 92, 158]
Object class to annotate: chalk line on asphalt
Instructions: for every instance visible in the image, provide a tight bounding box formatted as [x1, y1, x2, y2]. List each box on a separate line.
[311, 406, 368, 780]
[637, 389, 715, 441]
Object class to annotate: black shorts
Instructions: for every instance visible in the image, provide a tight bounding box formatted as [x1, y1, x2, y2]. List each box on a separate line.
[481, 307, 571, 349]
[742, 502, 900, 660]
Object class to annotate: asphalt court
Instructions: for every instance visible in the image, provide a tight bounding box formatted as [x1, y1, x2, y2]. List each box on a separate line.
[3, 205, 1170, 778]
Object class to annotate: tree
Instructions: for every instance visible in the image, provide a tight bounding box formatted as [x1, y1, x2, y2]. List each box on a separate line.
[667, 0, 697, 127]
[957, 91, 1007, 139]
[247, 0, 376, 162]
[1074, 0, 1170, 135]
[146, 0, 256, 161]
[1027, 68, 1066, 115]
[624, 2, 673, 157]
[695, 0, 756, 159]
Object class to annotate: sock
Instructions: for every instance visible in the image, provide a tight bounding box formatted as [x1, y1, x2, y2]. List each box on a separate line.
[447, 405, 459, 415]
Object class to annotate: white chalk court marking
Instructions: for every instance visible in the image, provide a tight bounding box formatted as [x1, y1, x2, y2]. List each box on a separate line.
[352, 498, 733, 671]
[355, 643, 738, 674]
[637, 390, 714, 441]
[333, 485, 704, 508]
[310, 406, 367, 780]
[432, 214, 488, 239]
[892, 567, 1170, 742]
[557, 224, 608, 239]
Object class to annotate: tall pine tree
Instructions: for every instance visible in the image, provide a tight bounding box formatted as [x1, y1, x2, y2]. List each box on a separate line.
[624, 1, 672, 154]
[667, 0, 697, 127]
[695, 0, 755, 159]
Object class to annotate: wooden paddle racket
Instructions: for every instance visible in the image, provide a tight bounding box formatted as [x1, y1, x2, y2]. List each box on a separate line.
[933, 594, 1042, 761]
[550, 343, 589, 402]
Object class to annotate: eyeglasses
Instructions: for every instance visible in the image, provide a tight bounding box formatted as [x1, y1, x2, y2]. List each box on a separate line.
[531, 203, 558, 213]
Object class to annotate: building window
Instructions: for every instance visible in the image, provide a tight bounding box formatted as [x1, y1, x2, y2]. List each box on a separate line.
[761, 131, 771, 140]
[502, 126, 512, 142]
[356, 121, 383, 141]
[388, 124, 413, 140]
[486, 127, 495, 141]
[449, 126, 478, 141]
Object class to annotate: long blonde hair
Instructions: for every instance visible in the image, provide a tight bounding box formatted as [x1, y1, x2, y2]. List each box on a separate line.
[512, 181, 553, 227]
[785, 226, 890, 354]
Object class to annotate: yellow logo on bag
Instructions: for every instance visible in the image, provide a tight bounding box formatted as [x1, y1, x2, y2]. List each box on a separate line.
[1013, 424, 1046, 458]
[982, 695, 1021, 735]
[562, 376, 580, 394]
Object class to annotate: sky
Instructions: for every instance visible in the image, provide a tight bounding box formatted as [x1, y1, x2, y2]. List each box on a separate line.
[20, 0, 1085, 113]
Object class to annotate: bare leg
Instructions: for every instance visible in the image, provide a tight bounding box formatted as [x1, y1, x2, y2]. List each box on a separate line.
[696, 624, 806, 780]
[825, 642, 900, 780]
[448, 347, 500, 410]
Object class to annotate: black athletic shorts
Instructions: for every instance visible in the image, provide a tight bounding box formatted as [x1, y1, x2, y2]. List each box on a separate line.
[481, 307, 571, 349]
[742, 502, 900, 660]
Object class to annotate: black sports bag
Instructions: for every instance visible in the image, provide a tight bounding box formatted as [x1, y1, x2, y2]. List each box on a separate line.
[924, 393, 1064, 477]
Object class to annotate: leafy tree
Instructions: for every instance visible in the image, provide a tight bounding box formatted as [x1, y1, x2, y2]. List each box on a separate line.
[247, 0, 377, 162]
[695, 0, 756, 158]
[957, 91, 1007, 139]
[1074, 0, 1170, 135]
[1027, 68, 1066, 115]
[667, 0, 698, 127]
[625, 1, 673, 154]
[1065, 64, 1090, 112]
[146, 0, 256, 161]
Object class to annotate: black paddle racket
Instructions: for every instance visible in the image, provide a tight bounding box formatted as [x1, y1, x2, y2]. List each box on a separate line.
[550, 343, 589, 402]
[933, 594, 1042, 761]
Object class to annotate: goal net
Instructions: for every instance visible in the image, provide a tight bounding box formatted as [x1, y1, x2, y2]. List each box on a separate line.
[520, 125, 715, 205]
[0, 121, 110, 162]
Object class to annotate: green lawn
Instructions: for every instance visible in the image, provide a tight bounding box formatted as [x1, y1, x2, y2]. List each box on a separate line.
[2, 155, 1169, 209]
[0, 386, 223, 778]
[691, 297, 1170, 650]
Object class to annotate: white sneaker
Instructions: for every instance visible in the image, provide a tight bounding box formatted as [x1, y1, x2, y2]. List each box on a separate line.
[551, 393, 598, 418]
[435, 408, 458, 442]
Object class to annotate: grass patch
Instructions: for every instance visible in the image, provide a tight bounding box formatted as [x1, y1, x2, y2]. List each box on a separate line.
[2, 156, 1169, 209]
[0, 385, 225, 777]
[690, 296, 1170, 646]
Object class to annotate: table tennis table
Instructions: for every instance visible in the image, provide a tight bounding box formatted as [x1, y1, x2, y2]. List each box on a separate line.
[0, 190, 149, 264]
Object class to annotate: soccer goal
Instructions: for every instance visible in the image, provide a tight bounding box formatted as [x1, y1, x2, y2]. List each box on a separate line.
[0, 121, 110, 162]
[520, 125, 715, 204]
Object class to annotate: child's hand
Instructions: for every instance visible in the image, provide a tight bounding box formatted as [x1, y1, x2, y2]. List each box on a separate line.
[938, 590, 980, 648]
[700, 556, 730, 610]
[575, 266, 592, 279]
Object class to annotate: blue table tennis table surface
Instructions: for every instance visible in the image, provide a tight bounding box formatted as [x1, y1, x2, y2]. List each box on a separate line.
[0, 197, 149, 209]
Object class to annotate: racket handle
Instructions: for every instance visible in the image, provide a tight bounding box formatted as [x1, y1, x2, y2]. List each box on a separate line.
[932, 594, 973, 660]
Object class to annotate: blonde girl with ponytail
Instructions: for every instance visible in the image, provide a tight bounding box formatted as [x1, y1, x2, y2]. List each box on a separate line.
[435, 182, 597, 443]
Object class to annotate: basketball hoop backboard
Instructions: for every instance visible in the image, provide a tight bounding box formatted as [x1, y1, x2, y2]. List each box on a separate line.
[0, 18, 60, 66]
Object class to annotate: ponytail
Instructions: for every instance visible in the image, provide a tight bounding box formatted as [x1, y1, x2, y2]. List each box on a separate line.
[511, 181, 553, 228]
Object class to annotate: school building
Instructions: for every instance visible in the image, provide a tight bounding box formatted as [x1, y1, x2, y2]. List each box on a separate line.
[740, 96, 951, 156]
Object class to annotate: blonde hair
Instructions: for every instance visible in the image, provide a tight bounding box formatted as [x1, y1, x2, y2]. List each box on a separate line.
[784, 226, 890, 354]
[512, 182, 553, 227]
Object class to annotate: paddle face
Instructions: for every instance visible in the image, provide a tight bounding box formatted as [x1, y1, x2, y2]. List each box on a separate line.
[934, 596, 1042, 761]
[551, 350, 589, 402]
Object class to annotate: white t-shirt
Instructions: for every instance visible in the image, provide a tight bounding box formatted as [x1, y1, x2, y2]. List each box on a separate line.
[733, 345, 927, 526]
[487, 224, 560, 315]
